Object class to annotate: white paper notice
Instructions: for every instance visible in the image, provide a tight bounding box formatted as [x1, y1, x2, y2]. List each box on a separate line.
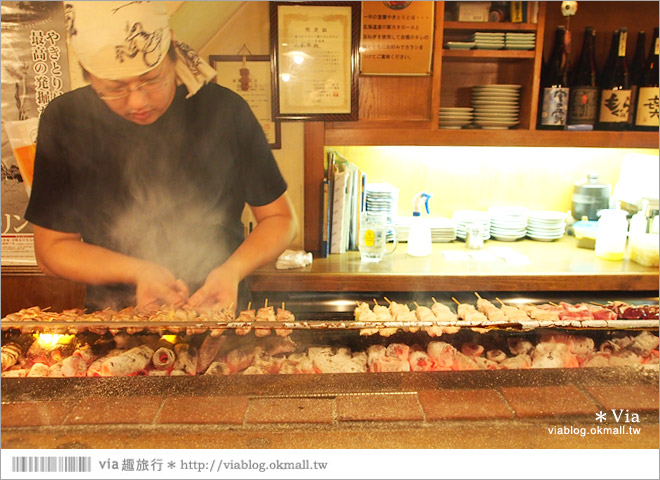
[1, 234, 36, 265]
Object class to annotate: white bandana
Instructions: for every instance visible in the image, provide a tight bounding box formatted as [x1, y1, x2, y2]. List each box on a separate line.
[65, 1, 216, 97]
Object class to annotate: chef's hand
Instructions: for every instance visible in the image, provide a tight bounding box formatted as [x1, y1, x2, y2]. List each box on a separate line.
[187, 264, 239, 311]
[134, 263, 189, 313]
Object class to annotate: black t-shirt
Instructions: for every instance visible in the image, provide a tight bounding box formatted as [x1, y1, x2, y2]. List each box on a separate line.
[25, 83, 287, 310]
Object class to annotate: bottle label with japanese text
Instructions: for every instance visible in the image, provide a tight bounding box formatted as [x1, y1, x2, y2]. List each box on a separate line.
[568, 86, 598, 124]
[541, 87, 569, 125]
[599, 88, 631, 122]
[635, 87, 660, 126]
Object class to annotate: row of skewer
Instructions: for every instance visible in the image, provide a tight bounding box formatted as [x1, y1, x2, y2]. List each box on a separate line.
[1, 295, 657, 336]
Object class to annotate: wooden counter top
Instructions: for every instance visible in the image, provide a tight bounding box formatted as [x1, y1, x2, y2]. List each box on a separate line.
[247, 237, 659, 292]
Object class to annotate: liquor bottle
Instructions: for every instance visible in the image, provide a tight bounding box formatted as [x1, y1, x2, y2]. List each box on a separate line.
[567, 27, 599, 129]
[597, 28, 631, 130]
[538, 26, 570, 130]
[629, 31, 647, 126]
[634, 27, 659, 130]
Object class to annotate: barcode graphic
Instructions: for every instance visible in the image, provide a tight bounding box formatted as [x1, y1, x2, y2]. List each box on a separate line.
[11, 456, 92, 473]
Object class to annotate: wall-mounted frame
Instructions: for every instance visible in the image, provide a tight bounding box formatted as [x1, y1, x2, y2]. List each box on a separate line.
[209, 55, 281, 149]
[269, 1, 360, 121]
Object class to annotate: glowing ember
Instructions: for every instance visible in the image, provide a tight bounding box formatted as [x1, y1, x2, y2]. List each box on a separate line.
[160, 335, 178, 344]
[33, 333, 75, 348]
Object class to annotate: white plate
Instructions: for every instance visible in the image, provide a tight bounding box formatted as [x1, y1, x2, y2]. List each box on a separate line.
[527, 234, 564, 242]
[473, 105, 519, 111]
[473, 84, 522, 90]
[474, 113, 519, 119]
[472, 101, 519, 107]
[505, 45, 535, 50]
[475, 45, 504, 50]
[529, 210, 567, 221]
[475, 119, 520, 128]
[439, 107, 474, 112]
[472, 93, 520, 100]
[492, 234, 525, 242]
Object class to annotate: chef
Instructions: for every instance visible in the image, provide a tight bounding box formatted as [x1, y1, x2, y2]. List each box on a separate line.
[25, 1, 297, 312]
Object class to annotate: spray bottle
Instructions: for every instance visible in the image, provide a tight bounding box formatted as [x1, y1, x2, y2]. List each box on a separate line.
[407, 192, 433, 257]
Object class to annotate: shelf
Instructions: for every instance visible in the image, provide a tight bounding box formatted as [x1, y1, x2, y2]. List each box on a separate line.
[443, 21, 539, 31]
[442, 49, 536, 59]
[250, 238, 658, 293]
[324, 127, 659, 149]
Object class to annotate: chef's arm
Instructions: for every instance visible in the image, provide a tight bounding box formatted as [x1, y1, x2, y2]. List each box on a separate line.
[187, 191, 297, 308]
[32, 225, 189, 308]
[229, 191, 298, 280]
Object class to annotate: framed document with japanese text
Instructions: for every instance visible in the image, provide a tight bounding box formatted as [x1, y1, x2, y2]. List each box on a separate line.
[210, 55, 281, 149]
[270, 1, 360, 121]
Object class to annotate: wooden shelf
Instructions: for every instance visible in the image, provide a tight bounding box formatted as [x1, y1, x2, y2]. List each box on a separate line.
[442, 49, 536, 59]
[324, 128, 659, 148]
[443, 21, 539, 31]
[250, 238, 659, 293]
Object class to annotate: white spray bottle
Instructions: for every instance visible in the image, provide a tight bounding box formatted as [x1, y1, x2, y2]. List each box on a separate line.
[407, 192, 433, 257]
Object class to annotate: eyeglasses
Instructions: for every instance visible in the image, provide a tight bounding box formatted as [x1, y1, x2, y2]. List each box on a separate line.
[95, 63, 173, 101]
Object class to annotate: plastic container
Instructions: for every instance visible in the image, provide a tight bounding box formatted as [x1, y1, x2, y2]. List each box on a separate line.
[629, 233, 659, 267]
[407, 192, 432, 257]
[595, 209, 628, 261]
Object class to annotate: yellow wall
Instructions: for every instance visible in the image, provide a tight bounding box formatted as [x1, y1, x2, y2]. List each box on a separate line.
[329, 146, 658, 218]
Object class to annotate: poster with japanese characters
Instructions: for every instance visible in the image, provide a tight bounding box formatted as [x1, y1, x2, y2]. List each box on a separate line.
[360, 1, 434, 75]
[1, 1, 71, 264]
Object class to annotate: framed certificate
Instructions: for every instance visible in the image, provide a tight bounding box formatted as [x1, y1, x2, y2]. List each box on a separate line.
[209, 55, 281, 149]
[270, 1, 360, 121]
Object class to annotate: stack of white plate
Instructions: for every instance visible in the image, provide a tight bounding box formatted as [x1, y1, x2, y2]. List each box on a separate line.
[438, 107, 474, 129]
[445, 41, 476, 50]
[527, 210, 567, 241]
[365, 183, 399, 218]
[471, 32, 505, 50]
[452, 210, 491, 241]
[471, 84, 521, 130]
[488, 206, 529, 241]
[505, 32, 536, 50]
[396, 217, 457, 243]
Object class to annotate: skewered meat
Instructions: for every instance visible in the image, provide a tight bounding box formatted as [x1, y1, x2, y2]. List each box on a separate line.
[389, 300, 418, 333]
[456, 304, 487, 325]
[100, 345, 154, 376]
[373, 304, 398, 337]
[431, 300, 458, 323]
[275, 307, 294, 337]
[254, 305, 275, 337]
[606, 301, 660, 319]
[476, 298, 507, 323]
[235, 307, 255, 336]
[355, 302, 379, 336]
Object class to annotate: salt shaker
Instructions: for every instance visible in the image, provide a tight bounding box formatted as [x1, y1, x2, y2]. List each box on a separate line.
[465, 223, 484, 249]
